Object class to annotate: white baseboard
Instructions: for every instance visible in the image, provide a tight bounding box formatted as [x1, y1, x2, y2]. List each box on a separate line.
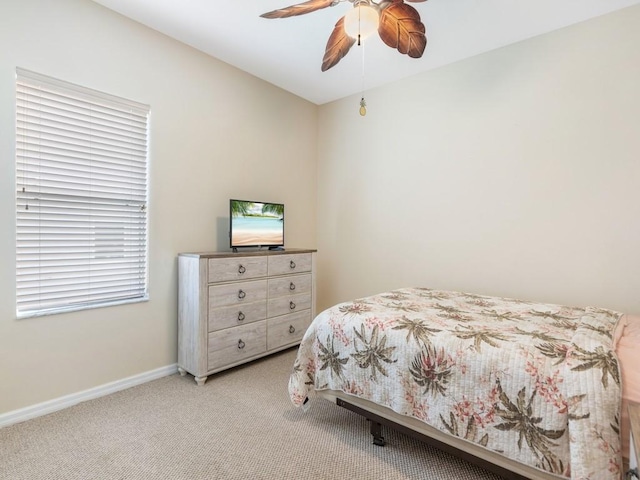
[0, 363, 178, 429]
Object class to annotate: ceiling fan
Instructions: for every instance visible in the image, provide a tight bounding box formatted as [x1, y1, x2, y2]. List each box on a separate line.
[260, 0, 427, 72]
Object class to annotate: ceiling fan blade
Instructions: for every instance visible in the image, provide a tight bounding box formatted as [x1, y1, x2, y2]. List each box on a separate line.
[378, 2, 426, 58]
[261, 0, 335, 19]
[321, 17, 356, 72]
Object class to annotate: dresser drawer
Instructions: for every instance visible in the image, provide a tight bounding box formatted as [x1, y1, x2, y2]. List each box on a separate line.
[268, 253, 312, 276]
[208, 256, 267, 283]
[208, 321, 267, 371]
[268, 292, 311, 318]
[268, 274, 312, 299]
[208, 301, 267, 332]
[267, 310, 311, 350]
[209, 279, 267, 308]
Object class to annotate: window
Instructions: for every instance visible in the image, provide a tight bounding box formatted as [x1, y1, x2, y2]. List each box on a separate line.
[16, 69, 149, 318]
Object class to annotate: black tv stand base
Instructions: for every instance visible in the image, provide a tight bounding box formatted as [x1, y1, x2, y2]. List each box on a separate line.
[230, 246, 285, 253]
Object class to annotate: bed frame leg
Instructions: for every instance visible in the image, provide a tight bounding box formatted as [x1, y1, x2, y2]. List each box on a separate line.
[369, 419, 385, 446]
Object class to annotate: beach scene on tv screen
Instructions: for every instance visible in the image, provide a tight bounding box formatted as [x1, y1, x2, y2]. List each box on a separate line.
[231, 201, 283, 246]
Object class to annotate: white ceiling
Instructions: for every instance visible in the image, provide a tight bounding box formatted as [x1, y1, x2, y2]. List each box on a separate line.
[91, 0, 640, 105]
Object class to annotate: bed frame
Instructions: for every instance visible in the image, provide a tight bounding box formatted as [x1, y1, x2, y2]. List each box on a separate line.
[318, 389, 563, 480]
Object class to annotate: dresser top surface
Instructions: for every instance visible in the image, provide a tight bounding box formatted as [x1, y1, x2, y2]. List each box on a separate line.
[179, 248, 316, 259]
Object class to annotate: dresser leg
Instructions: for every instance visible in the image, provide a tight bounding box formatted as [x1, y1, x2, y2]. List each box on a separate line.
[194, 376, 207, 386]
[178, 367, 186, 376]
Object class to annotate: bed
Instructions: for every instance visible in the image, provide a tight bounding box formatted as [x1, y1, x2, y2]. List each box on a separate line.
[288, 288, 640, 480]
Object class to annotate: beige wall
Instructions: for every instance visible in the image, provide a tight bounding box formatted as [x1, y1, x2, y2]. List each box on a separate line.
[316, 6, 640, 314]
[0, 0, 317, 414]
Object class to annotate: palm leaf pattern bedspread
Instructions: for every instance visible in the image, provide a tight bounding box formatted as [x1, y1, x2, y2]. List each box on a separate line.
[288, 288, 623, 479]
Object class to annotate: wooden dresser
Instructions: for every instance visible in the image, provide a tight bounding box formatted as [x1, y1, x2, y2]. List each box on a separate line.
[178, 248, 316, 385]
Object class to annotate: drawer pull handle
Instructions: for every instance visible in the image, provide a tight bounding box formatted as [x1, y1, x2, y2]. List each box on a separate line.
[238, 265, 246, 274]
[289, 325, 296, 334]
[290, 260, 296, 269]
[237, 311, 245, 322]
[237, 339, 245, 350]
[238, 290, 246, 299]
[289, 301, 296, 310]
[289, 282, 296, 291]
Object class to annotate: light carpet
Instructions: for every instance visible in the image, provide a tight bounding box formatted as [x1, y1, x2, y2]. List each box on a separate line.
[0, 348, 501, 480]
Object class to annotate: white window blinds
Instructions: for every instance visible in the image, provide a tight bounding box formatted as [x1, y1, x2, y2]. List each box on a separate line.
[16, 68, 149, 318]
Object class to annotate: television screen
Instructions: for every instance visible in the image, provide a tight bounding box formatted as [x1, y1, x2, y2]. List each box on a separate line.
[230, 199, 284, 249]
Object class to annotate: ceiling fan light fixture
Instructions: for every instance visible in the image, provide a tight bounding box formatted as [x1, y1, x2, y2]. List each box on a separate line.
[344, 3, 379, 40]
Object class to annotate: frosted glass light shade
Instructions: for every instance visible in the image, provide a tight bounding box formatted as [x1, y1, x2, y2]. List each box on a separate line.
[344, 5, 379, 39]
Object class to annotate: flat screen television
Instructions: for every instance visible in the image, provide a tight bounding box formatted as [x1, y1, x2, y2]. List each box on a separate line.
[229, 199, 284, 250]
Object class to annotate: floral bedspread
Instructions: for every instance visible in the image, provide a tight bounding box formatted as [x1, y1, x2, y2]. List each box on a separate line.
[288, 288, 623, 479]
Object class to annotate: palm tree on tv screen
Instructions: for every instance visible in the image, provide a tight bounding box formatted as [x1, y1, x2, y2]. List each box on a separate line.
[231, 201, 251, 217]
[262, 203, 283, 219]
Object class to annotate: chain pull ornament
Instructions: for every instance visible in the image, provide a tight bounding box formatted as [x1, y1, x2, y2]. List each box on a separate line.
[359, 97, 367, 116]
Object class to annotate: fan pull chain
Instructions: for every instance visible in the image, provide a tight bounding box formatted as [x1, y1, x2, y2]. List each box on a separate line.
[353, 2, 366, 116]
[358, 3, 362, 46]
